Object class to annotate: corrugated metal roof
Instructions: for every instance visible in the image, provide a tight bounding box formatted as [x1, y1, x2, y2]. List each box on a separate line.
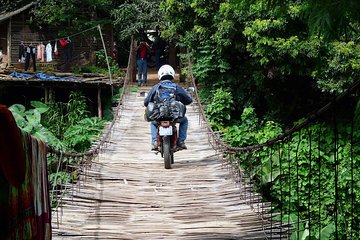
[0, 2, 36, 22]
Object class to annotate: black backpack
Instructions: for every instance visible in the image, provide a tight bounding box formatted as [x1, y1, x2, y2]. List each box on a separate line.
[154, 80, 177, 103]
[144, 81, 186, 121]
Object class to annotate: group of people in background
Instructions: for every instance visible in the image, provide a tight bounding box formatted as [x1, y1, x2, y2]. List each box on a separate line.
[135, 32, 168, 86]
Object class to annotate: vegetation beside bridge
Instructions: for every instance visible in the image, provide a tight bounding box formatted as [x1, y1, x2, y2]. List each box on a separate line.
[4, 0, 360, 238]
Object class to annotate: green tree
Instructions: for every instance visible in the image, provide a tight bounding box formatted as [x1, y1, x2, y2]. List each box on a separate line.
[262, 0, 360, 39]
[33, 0, 116, 35]
[112, 0, 163, 40]
[162, 0, 360, 121]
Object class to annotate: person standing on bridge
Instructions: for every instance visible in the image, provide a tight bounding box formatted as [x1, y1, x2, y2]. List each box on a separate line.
[144, 64, 192, 150]
[135, 41, 150, 86]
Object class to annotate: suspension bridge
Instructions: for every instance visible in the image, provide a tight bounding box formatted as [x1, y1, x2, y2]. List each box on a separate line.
[45, 60, 360, 239]
[51, 70, 274, 239]
[1, 60, 357, 239]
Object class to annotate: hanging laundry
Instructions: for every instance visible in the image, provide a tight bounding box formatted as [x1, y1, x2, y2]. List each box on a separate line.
[45, 41, 52, 62]
[37, 42, 45, 62]
[63, 37, 73, 65]
[25, 43, 36, 72]
[54, 40, 58, 56]
[27, 135, 52, 240]
[0, 105, 36, 239]
[58, 38, 69, 47]
[18, 41, 25, 62]
[0, 104, 26, 188]
[0, 105, 52, 240]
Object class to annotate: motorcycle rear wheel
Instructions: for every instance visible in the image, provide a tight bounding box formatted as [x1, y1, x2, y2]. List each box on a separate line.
[163, 136, 172, 169]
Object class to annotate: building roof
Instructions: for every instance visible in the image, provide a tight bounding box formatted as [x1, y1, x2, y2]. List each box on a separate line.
[0, 2, 36, 23]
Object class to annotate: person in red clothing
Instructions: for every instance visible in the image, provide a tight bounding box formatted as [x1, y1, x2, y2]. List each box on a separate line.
[135, 41, 150, 86]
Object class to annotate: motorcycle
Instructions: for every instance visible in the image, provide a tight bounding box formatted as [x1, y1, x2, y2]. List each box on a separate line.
[146, 87, 194, 169]
[151, 100, 185, 169]
[155, 120, 179, 169]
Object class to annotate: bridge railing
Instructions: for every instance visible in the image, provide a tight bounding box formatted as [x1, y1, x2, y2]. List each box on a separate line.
[186, 59, 360, 239]
[48, 38, 135, 227]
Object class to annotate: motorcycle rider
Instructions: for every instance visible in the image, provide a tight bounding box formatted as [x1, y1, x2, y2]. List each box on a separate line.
[144, 64, 192, 150]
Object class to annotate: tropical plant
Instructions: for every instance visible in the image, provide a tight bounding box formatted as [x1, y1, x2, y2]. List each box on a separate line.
[9, 101, 65, 150]
[63, 117, 106, 152]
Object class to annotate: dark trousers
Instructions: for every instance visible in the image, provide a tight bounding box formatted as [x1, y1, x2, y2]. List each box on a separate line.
[25, 53, 36, 71]
[64, 47, 70, 63]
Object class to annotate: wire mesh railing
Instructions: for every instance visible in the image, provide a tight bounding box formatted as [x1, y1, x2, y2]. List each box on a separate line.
[48, 38, 135, 227]
[186, 58, 360, 239]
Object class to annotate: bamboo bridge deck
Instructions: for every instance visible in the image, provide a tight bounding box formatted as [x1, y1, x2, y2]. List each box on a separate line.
[52, 73, 268, 239]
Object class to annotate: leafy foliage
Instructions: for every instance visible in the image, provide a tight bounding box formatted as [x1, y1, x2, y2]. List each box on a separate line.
[216, 103, 360, 239]
[162, 0, 360, 122]
[313, 41, 360, 93]
[205, 88, 234, 128]
[9, 91, 109, 199]
[33, 0, 114, 35]
[111, 0, 163, 40]
[9, 91, 106, 153]
[0, 0, 34, 13]
[265, 0, 360, 39]
[9, 101, 65, 150]
[95, 49, 122, 78]
[64, 117, 106, 152]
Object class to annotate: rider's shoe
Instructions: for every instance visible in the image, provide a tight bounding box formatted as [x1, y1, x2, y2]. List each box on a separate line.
[177, 141, 187, 149]
[151, 141, 158, 150]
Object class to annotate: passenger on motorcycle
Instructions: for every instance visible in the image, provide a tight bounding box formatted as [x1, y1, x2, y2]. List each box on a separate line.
[144, 64, 193, 150]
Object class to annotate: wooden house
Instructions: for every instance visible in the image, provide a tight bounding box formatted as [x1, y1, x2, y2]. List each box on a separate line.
[0, 2, 114, 72]
[0, 3, 120, 119]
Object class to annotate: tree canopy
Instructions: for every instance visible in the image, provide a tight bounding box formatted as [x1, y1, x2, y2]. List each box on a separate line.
[5, 0, 360, 121]
[112, 0, 163, 40]
[161, 0, 360, 121]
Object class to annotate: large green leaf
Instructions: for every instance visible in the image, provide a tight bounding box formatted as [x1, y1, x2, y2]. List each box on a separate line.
[315, 223, 335, 240]
[8, 104, 26, 117]
[33, 127, 66, 151]
[31, 101, 49, 114]
[25, 109, 41, 125]
[9, 111, 27, 128]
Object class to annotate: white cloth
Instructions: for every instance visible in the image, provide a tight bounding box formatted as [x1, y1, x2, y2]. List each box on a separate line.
[46, 43, 52, 62]
[54, 41, 58, 56]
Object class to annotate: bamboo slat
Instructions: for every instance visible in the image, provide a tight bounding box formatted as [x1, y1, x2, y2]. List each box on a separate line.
[52, 84, 272, 240]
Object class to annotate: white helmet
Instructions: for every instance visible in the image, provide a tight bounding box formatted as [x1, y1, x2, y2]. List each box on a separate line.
[158, 64, 175, 80]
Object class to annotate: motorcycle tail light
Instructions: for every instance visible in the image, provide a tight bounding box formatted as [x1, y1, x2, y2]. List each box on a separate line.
[160, 121, 170, 127]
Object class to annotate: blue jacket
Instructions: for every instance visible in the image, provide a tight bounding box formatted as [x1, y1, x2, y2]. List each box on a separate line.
[144, 80, 193, 107]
